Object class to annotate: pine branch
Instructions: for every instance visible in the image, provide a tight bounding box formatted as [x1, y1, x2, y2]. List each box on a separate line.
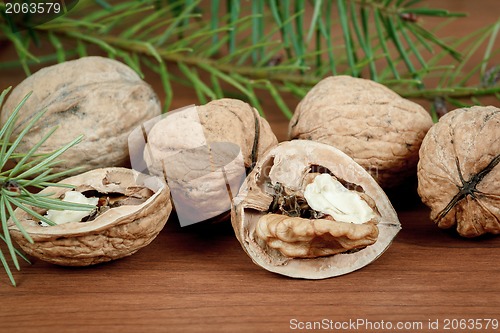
[0, 0, 498, 119]
[0, 87, 97, 286]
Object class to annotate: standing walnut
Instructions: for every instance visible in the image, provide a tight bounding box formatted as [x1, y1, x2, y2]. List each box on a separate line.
[142, 98, 277, 226]
[417, 106, 499, 237]
[232, 140, 401, 279]
[289, 75, 433, 188]
[1, 56, 161, 176]
[8, 167, 171, 266]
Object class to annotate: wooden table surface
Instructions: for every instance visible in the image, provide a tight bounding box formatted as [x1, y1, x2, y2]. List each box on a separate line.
[1, 115, 499, 333]
[1, 1, 499, 332]
[1, 183, 499, 333]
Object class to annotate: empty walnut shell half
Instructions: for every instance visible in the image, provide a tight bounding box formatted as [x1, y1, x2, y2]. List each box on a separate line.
[8, 167, 171, 266]
[417, 106, 500, 237]
[231, 140, 401, 279]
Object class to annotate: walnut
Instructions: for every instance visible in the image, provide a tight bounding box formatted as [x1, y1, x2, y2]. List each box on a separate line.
[417, 106, 500, 237]
[143, 98, 277, 225]
[288, 75, 433, 188]
[255, 214, 379, 258]
[8, 168, 172, 266]
[0, 56, 161, 176]
[231, 140, 401, 279]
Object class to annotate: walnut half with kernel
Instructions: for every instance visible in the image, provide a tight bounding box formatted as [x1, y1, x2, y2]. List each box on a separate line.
[231, 140, 401, 279]
[8, 167, 172, 266]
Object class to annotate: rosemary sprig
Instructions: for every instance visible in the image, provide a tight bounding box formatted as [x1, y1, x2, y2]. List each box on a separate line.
[0, 87, 96, 286]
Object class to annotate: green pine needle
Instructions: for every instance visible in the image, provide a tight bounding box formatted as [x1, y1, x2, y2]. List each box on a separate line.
[0, 0, 498, 115]
[0, 88, 97, 286]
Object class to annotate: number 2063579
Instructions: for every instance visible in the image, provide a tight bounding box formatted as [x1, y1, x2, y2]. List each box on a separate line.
[443, 318, 499, 330]
[4, 2, 62, 15]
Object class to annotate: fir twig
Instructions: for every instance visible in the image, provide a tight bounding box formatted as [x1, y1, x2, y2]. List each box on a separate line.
[0, 88, 97, 286]
[0, 0, 498, 119]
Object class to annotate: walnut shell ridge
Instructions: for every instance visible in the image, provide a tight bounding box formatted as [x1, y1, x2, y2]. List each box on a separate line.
[417, 106, 500, 237]
[1, 56, 161, 176]
[8, 167, 172, 266]
[231, 140, 401, 279]
[289, 75, 433, 188]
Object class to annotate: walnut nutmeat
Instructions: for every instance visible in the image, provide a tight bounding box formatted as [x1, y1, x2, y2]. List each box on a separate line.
[254, 173, 380, 259]
[304, 173, 376, 224]
[255, 214, 379, 258]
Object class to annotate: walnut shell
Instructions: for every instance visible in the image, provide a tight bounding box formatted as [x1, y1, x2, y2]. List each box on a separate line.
[417, 106, 500, 237]
[231, 140, 401, 279]
[8, 167, 172, 266]
[0, 56, 161, 176]
[143, 98, 277, 225]
[288, 75, 433, 188]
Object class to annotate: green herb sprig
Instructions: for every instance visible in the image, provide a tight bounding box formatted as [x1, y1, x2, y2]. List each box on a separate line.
[0, 87, 96, 286]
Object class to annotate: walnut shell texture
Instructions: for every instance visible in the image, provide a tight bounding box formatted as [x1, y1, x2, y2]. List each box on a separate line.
[289, 75, 433, 188]
[145, 98, 277, 174]
[0, 56, 161, 176]
[144, 98, 277, 225]
[198, 98, 278, 168]
[232, 140, 401, 279]
[8, 168, 172, 266]
[417, 106, 500, 237]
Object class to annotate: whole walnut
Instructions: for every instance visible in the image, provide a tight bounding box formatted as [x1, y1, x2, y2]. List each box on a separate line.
[142, 98, 278, 226]
[8, 167, 171, 266]
[232, 140, 401, 279]
[289, 75, 433, 188]
[417, 106, 499, 237]
[1, 56, 161, 176]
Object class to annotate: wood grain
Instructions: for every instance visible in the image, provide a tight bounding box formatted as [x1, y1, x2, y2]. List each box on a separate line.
[0, 1, 499, 332]
[1, 199, 499, 333]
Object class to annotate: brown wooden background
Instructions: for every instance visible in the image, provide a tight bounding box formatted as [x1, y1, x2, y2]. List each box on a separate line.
[0, 1, 499, 332]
